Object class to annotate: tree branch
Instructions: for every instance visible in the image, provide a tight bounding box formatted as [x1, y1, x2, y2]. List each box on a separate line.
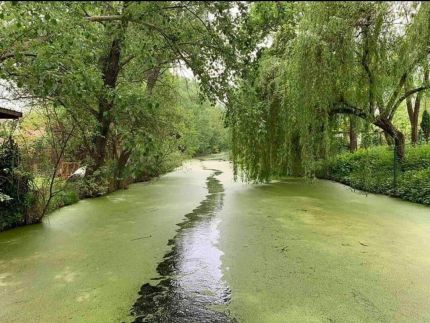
[41, 123, 76, 218]
[0, 52, 37, 63]
[119, 54, 135, 69]
[385, 72, 407, 116]
[85, 15, 122, 22]
[389, 83, 430, 119]
[330, 99, 369, 120]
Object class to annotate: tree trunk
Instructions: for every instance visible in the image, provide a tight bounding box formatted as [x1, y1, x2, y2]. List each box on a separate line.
[290, 131, 304, 176]
[91, 36, 123, 172]
[145, 65, 162, 94]
[406, 92, 421, 146]
[394, 131, 405, 161]
[114, 149, 131, 190]
[406, 67, 429, 145]
[383, 130, 393, 146]
[374, 117, 405, 161]
[93, 115, 111, 170]
[349, 116, 358, 152]
[111, 64, 162, 187]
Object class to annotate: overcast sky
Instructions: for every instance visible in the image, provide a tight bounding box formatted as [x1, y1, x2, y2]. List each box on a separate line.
[0, 81, 26, 112]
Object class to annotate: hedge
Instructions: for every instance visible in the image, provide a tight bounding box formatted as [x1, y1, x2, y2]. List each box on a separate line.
[318, 145, 430, 205]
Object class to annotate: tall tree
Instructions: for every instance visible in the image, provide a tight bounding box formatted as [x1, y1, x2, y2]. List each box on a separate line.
[230, 2, 430, 181]
[1, 1, 253, 191]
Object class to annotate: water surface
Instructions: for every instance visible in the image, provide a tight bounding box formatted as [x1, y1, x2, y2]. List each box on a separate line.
[0, 161, 211, 322]
[1, 159, 430, 322]
[212, 160, 430, 322]
[132, 169, 232, 322]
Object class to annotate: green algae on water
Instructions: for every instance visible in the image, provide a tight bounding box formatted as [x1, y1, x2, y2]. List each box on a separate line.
[2, 159, 430, 323]
[0, 161, 211, 323]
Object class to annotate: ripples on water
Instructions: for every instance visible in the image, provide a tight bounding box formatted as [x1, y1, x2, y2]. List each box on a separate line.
[132, 170, 234, 322]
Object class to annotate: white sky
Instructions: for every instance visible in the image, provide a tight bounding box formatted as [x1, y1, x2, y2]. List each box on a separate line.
[0, 81, 27, 112]
[171, 62, 195, 80]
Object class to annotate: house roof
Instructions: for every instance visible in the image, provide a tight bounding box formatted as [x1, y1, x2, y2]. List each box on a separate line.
[0, 107, 22, 119]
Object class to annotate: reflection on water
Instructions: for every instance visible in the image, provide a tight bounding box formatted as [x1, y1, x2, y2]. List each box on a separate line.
[132, 170, 233, 322]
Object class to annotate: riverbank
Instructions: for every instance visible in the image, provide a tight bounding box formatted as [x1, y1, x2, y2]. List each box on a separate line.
[317, 145, 430, 205]
[0, 158, 184, 233]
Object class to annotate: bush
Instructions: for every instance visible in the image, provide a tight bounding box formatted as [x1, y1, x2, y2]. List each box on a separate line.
[77, 166, 111, 197]
[397, 169, 430, 205]
[50, 188, 80, 209]
[0, 138, 34, 231]
[62, 189, 79, 206]
[318, 145, 430, 205]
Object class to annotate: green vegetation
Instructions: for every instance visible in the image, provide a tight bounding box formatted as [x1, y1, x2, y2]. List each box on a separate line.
[1, 2, 240, 230]
[422, 110, 430, 142]
[1, 1, 430, 230]
[0, 79, 229, 230]
[0, 138, 33, 230]
[229, 2, 430, 183]
[318, 145, 430, 205]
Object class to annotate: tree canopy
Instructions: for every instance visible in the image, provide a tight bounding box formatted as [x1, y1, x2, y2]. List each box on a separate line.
[229, 1, 430, 181]
[1, 1, 256, 193]
[2, 1, 430, 187]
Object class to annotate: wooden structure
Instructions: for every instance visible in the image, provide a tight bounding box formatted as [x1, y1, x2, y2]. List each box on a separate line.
[58, 161, 80, 179]
[0, 107, 22, 119]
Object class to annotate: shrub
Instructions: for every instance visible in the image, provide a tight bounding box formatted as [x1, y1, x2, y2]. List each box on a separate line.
[397, 169, 430, 205]
[77, 166, 111, 198]
[50, 188, 80, 209]
[318, 145, 430, 205]
[0, 138, 34, 231]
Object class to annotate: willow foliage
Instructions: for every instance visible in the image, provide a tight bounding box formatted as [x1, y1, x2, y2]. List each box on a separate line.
[230, 1, 430, 182]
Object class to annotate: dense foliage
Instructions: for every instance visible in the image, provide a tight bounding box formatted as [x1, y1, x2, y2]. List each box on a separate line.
[2, 2, 430, 229]
[319, 145, 430, 205]
[0, 1, 250, 193]
[0, 2, 239, 229]
[229, 2, 430, 181]
[0, 78, 228, 229]
[0, 138, 33, 230]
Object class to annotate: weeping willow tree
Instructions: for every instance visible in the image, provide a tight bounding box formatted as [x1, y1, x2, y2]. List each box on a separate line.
[230, 1, 430, 181]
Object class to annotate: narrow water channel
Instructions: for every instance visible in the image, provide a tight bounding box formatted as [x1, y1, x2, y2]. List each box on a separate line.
[132, 169, 233, 322]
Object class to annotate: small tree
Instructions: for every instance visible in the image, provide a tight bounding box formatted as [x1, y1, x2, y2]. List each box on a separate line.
[421, 110, 430, 143]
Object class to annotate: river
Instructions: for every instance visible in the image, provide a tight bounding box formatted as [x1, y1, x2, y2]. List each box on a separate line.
[1, 158, 430, 322]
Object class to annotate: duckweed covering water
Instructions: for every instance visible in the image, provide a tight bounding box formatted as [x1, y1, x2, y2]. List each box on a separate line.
[0, 161, 211, 322]
[1, 159, 430, 322]
[212, 160, 430, 322]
